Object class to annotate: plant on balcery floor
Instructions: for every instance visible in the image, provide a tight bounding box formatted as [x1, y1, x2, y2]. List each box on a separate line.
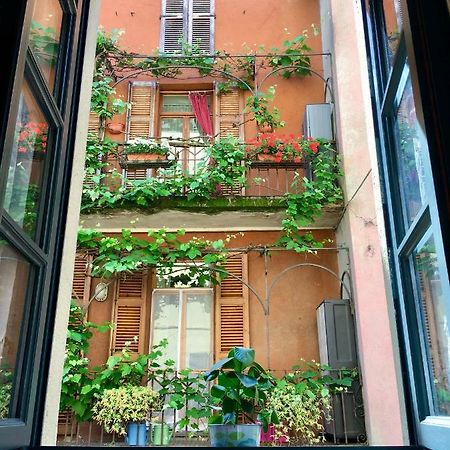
[266, 361, 357, 445]
[204, 347, 278, 431]
[92, 385, 162, 436]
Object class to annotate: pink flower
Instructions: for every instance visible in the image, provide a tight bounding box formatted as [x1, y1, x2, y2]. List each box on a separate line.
[18, 146, 27, 153]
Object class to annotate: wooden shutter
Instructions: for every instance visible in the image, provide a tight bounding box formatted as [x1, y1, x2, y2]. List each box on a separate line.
[190, 0, 214, 53]
[161, 0, 185, 53]
[215, 253, 249, 360]
[124, 168, 149, 182]
[126, 82, 157, 141]
[87, 111, 100, 135]
[111, 271, 148, 354]
[72, 253, 92, 308]
[216, 86, 243, 139]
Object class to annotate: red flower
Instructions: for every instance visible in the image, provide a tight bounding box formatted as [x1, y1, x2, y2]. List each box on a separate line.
[18, 146, 27, 153]
[274, 156, 282, 163]
[309, 141, 319, 153]
[263, 148, 269, 154]
[294, 156, 301, 163]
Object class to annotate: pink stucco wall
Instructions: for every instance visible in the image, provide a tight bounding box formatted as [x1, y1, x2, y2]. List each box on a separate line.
[328, 0, 408, 445]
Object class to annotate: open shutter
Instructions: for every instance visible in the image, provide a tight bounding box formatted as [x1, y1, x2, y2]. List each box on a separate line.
[190, 0, 214, 53]
[71, 253, 92, 308]
[161, 0, 185, 53]
[111, 271, 148, 354]
[215, 253, 249, 360]
[216, 86, 243, 140]
[126, 81, 157, 141]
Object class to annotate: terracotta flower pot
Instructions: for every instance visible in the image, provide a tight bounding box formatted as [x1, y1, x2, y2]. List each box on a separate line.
[106, 122, 124, 134]
[127, 153, 166, 161]
[257, 154, 277, 161]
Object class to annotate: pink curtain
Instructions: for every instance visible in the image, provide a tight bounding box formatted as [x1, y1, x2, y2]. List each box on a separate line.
[188, 92, 213, 138]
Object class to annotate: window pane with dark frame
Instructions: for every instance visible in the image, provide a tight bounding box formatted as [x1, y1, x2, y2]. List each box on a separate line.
[29, 0, 64, 92]
[3, 80, 51, 239]
[0, 240, 32, 419]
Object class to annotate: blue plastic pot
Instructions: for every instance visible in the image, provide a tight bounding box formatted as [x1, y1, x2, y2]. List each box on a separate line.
[126, 422, 147, 446]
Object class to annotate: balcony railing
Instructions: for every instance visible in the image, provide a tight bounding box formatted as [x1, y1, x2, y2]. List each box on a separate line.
[57, 369, 366, 447]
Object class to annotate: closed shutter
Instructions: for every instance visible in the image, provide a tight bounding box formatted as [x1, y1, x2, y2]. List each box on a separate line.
[111, 271, 148, 354]
[161, 0, 185, 53]
[72, 253, 92, 308]
[190, 0, 214, 53]
[126, 82, 157, 141]
[216, 86, 243, 140]
[215, 253, 249, 360]
[124, 168, 150, 183]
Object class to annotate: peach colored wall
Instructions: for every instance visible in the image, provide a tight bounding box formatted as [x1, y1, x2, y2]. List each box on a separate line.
[99, 0, 325, 139]
[86, 229, 340, 372]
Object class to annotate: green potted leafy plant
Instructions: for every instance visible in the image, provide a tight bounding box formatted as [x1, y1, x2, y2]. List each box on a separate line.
[204, 347, 278, 447]
[125, 138, 170, 162]
[92, 385, 162, 445]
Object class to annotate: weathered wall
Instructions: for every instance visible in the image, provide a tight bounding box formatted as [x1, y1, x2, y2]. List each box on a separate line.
[86, 229, 339, 371]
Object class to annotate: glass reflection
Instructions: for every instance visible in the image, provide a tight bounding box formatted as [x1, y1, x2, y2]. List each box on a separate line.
[395, 76, 427, 228]
[4, 81, 49, 238]
[29, 0, 63, 91]
[413, 235, 450, 416]
[382, 0, 403, 60]
[0, 241, 31, 419]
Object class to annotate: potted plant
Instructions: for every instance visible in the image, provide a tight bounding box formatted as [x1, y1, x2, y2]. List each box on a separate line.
[245, 87, 285, 133]
[204, 347, 278, 447]
[125, 138, 170, 162]
[92, 385, 162, 446]
[247, 133, 320, 163]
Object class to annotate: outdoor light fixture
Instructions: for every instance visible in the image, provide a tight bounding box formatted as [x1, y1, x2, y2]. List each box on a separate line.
[94, 282, 108, 302]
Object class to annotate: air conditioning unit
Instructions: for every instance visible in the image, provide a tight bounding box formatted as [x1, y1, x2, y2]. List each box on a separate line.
[303, 103, 334, 140]
[317, 299, 366, 442]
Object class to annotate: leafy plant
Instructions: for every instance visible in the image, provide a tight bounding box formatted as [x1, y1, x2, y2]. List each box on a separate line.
[92, 385, 161, 436]
[266, 361, 356, 444]
[268, 34, 312, 79]
[204, 347, 278, 431]
[125, 138, 171, 155]
[0, 368, 12, 419]
[245, 86, 285, 130]
[29, 21, 58, 67]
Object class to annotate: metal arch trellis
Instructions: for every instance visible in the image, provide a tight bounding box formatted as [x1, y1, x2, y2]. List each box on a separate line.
[107, 51, 334, 103]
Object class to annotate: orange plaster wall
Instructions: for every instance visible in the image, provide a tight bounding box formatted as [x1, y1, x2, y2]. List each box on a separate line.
[86, 229, 339, 372]
[99, 0, 325, 139]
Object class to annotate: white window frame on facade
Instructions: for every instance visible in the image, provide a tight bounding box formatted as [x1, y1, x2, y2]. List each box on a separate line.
[160, 0, 215, 54]
[150, 288, 214, 370]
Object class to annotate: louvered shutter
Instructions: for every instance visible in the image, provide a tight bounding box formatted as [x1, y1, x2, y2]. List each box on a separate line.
[111, 271, 148, 354]
[190, 0, 214, 53]
[126, 82, 157, 141]
[161, 0, 185, 53]
[216, 86, 243, 139]
[215, 253, 249, 360]
[72, 253, 92, 308]
[87, 111, 100, 135]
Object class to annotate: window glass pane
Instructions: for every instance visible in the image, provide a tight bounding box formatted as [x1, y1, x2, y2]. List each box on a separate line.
[151, 291, 180, 366]
[413, 235, 450, 416]
[4, 82, 50, 239]
[29, 0, 63, 92]
[382, 0, 403, 60]
[185, 291, 212, 369]
[187, 118, 206, 174]
[0, 240, 31, 419]
[162, 95, 193, 113]
[161, 117, 183, 139]
[395, 76, 427, 228]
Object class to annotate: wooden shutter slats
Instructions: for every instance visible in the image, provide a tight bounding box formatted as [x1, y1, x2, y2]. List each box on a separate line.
[87, 112, 100, 135]
[164, 0, 184, 14]
[72, 253, 92, 307]
[127, 82, 156, 141]
[215, 254, 249, 360]
[112, 271, 148, 354]
[192, 17, 212, 52]
[216, 88, 242, 140]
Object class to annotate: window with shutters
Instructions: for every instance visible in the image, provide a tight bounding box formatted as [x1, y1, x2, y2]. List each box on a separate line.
[159, 92, 212, 175]
[160, 0, 215, 54]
